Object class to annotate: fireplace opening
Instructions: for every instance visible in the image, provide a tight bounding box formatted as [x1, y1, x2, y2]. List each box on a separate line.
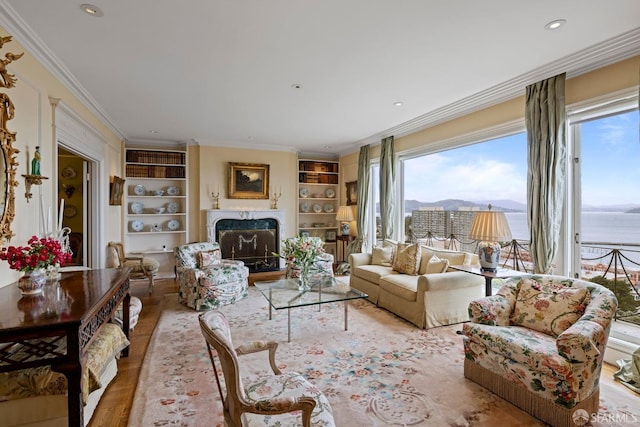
[216, 218, 280, 273]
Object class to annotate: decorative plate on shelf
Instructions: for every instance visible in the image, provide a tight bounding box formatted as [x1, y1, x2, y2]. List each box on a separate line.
[61, 166, 77, 179]
[167, 202, 180, 213]
[130, 220, 144, 232]
[64, 205, 78, 218]
[313, 203, 322, 213]
[130, 202, 144, 214]
[325, 187, 336, 198]
[166, 185, 180, 196]
[133, 184, 146, 196]
[299, 188, 309, 198]
[167, 219, 180, 231]
[323, 203, 334, 213]
[300, 202, 310, 213]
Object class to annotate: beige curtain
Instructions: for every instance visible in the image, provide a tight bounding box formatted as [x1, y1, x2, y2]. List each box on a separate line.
[525, 73, 566, 274]
[379, 136, 395, 241]
[347, 145, 370, 255]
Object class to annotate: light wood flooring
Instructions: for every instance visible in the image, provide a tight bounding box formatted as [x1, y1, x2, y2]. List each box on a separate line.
[88, 277, 636, 426]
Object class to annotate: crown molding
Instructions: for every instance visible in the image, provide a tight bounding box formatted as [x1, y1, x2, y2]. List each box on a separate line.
[342, 27, 640, 157]
[0, 0, 125, 140]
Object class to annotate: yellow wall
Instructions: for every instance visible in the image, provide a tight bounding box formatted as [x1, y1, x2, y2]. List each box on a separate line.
[194, 146, 298, 241]
[0, 27, 122, 287]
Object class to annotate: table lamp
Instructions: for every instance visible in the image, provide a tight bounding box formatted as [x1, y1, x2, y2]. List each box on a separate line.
[336, 206, 354, 236]
[468, 205, 512, 272]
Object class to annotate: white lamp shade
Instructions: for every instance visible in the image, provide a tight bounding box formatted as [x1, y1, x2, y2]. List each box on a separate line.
[468, 210, 512, 242]
[335, 206, 354, 222]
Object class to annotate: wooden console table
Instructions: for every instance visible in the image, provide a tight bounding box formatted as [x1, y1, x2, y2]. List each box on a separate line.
[0, 268, 131, 427]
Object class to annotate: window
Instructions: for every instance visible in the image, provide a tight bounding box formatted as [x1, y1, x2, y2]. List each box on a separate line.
[568, 91, 640, 328]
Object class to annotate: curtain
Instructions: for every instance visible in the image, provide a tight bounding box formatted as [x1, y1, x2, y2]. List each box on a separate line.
[525, 73, 566, 274]
[347, 145, 370, 255]
[379, 136, 395, 241]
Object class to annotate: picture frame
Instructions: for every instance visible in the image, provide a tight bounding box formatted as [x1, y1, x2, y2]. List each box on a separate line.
[109, 176, 125, 206]
[346, 180, 357, 205]
[228, 162, 270, 199]
[326, 230, 336, 241]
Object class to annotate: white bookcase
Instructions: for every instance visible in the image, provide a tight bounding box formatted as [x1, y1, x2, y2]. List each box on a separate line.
[297, 157, 339, 258]
[124, 145, 188, 278]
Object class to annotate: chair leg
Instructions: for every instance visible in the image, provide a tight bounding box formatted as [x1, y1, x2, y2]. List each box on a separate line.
[148, 273, 155, 294]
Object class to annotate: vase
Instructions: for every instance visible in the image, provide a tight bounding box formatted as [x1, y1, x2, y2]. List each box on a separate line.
[298, 263, 312, 291]
[17, 268, 47, 295]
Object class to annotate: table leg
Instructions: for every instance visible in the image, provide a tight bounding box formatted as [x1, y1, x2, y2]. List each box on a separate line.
[485, 277, 493, 296]
[344, 301, 348, 331]
[268, 289, 272, 320]
[287, 308, 291, 343]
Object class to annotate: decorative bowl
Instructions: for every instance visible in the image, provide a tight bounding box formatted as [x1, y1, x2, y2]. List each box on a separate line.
[154, 207, 166, 214]
[153, 190, 164, 196]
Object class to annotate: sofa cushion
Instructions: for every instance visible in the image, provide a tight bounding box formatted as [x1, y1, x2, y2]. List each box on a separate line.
[354, 264, 395, 284]
[419, 254, 449, 274]
[421, 246, 467, 267]
[197, 249, 221, 268]
[379, 274, 418, 302]
[510, 278, 590, 337]
[371, 246, 394, 266]
[392, 243, 421, 275]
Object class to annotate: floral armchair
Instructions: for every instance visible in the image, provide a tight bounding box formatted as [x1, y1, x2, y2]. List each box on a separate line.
[174, 242, 249, 311]
[462, 275, 617, 427]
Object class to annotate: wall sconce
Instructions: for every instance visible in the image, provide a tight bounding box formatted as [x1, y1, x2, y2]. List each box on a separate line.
[21, 174, 49, 202]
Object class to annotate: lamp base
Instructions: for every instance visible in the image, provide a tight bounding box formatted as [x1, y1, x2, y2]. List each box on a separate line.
[478, 241, 501, 272]
[340, 222, 350, 236]
[480, 267, 498, 273]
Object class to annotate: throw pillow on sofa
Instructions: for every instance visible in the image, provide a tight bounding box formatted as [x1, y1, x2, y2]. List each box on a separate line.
[422, 254, 449, 274]
[509, 278, 590, 337]
[392, 243, 421, 275]
[371, 246, 394, 266]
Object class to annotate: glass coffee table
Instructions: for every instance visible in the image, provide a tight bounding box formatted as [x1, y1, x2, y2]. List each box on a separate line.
[254, 277, 368, 342]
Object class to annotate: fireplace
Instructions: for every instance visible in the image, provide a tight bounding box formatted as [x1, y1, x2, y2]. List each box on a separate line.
[206, 210, 286, 273]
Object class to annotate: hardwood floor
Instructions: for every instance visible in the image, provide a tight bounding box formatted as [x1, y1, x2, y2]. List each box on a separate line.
[88, 277, 636, 426]
[89, 277, 178, 427]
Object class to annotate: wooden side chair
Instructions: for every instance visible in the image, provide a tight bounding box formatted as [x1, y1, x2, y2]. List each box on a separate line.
[199, 310, 335, 427]
[107, 241, 159, 294]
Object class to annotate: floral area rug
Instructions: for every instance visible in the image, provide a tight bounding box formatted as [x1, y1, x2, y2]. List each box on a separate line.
[129, 287, 639, 426]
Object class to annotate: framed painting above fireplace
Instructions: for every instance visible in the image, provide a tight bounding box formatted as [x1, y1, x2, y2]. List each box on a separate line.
[228, 162, 270, 199]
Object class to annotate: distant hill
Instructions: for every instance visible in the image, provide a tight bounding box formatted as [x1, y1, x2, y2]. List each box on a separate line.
[403, 199, 521, 213]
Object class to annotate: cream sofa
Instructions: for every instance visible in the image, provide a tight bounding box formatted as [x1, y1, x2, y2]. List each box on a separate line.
[349, 244, 484, 328]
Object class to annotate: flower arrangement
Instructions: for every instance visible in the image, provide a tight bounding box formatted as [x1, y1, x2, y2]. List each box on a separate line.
[0, 235, 72, 273]
[274, 236, 325, 289]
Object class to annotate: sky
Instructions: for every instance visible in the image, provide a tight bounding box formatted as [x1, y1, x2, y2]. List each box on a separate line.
[403, 109, 639, 207]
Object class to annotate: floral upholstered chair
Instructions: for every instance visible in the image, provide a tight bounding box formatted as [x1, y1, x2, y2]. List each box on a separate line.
[174, 242, 249, 311]
[462, 274, 617, 427]
[199, 310, 335, 427]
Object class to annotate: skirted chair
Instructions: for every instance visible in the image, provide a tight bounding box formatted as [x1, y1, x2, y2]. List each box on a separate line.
[174, 242, 249, 311]
[462, 274, 618, 427]
[107, 241, 159, 294]
[199, 310, 335, 427]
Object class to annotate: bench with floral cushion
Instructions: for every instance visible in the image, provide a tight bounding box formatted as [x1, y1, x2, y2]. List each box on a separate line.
[462, 274, 617, 427]
[174, 242, 249, 311]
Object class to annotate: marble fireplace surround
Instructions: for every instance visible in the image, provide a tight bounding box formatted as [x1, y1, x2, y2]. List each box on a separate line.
[205, 209, 286, 270]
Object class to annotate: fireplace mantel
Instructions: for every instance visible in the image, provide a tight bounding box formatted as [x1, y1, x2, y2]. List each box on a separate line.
[206, 209, 286, 268]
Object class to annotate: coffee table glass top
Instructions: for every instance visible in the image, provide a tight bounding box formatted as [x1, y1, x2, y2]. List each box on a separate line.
[254, 278, 367, 310]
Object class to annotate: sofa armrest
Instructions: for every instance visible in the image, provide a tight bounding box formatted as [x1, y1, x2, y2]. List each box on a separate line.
[557, 319, 606, 363]
[467, 295, 513, 326]
[349, 252, 372, 269]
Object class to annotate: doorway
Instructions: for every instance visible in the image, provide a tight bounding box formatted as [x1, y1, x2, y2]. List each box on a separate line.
[58, 146, 91, 267]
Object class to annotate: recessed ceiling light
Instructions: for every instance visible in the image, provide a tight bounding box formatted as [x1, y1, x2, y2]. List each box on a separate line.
[247, 136, 255, 140]
[148, 130, 158, 134]
[291, 84, 303, 89]
[544, 19, 566, 30]
[80, 4, 104, 17]
[324, 145, 331, 150]
[393, 102, 403, 107]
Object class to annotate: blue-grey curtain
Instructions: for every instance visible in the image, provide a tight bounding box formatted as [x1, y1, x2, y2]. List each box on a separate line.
[379, 136, 395, 241]
[526, 73, 566, 274]
[347, 145, 370, 254]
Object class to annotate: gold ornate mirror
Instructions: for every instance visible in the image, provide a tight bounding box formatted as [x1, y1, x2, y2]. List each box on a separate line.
[0, 36, 23, 244]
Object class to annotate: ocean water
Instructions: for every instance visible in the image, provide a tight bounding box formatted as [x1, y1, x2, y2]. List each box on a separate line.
[505, 211, 640, 263]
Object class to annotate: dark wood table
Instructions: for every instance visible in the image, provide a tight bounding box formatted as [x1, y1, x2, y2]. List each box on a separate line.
[449, 265, 527, 296]
[0, 268, 131, 427]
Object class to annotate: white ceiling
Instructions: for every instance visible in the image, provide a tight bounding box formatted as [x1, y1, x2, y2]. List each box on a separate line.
[1, 0, 639, 155]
